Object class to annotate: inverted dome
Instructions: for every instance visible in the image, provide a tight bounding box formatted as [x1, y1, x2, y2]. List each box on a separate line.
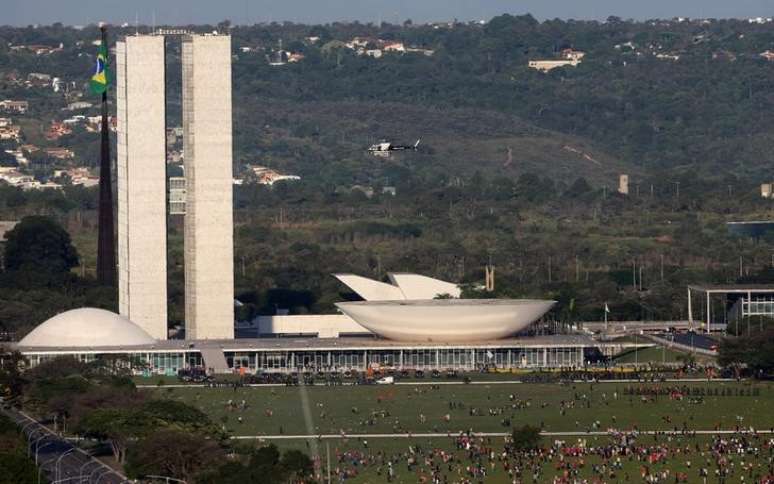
[336, 299, 555, 342]
[19, 308, 156, 348]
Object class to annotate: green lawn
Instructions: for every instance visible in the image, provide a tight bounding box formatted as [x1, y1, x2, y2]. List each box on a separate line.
[270, 434, 772, 483]
[612, 346, 685, 364]
[145, 381, 774, 437]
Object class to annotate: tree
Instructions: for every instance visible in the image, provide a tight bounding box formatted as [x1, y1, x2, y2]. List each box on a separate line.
[511, 424, 542, 452]
[125, 429, 224, 482]
[2, 216, 79, 285]
[280, 449, 314, 480]
[198, 444, 314, 484]
[0, 348, 26, 401]
[719, 329, 774, 377]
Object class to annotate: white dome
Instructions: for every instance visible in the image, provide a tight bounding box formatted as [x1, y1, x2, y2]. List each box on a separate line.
[19, 308, 156, 348]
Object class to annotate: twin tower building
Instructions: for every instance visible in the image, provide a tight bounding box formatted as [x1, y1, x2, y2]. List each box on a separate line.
[116, 33, 234, 340]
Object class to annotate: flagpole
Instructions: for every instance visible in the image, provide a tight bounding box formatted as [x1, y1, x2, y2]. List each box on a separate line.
[96, 24, 116, 287]
[604, 303, 608, 331]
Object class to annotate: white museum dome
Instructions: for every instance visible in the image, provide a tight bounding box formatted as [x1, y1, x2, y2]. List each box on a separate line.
[19, 308, 156, 348]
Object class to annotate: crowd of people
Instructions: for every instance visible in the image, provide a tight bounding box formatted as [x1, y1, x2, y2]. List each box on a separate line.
[318, 431, 774, 483]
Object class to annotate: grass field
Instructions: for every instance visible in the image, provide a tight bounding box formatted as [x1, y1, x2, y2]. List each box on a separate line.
[270, 434, 764, 483]
[142, 381, 774, 482]
[145, 381, 774, 437]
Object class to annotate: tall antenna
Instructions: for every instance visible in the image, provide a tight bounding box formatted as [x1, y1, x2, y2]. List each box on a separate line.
[135, 12, 139, 35]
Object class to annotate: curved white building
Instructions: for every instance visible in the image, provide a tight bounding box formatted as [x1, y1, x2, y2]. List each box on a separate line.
[18, 308, 156, 348]
[334, 271, 555, 342]
[336, 299, 555, 342]
[334, 272, 462, 301]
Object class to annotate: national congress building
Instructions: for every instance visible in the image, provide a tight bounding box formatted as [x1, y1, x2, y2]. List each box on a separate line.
[9, 32, 599, 375]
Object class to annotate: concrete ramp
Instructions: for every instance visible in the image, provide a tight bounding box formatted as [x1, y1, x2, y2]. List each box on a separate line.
[199, 347, 230, 374]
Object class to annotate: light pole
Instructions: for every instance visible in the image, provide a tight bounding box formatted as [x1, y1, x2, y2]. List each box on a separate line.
[28, 429, 47, 457]
[35, 440, 56, 466]
[56, 447, 75, 482]
[21, 420, 38, 440]
[39, 453, 61, 484]
[88, 466, 107, 483]
[78, 454, 97, 483]
[145, 475, 187, 483]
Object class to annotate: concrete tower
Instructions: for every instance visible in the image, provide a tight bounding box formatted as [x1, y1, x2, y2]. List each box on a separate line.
[182, 34, 234, 339]
[115, 36, 168, 340]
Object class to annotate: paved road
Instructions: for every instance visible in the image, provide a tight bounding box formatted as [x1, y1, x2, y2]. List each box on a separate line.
[1, 404, 129, 484]
[234, 429, 774, 440]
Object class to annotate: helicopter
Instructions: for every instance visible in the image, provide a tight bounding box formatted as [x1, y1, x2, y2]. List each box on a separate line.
[367, 138, 421, 157]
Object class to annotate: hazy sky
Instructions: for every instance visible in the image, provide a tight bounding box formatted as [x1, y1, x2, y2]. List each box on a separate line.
[5, 0, 774, 27]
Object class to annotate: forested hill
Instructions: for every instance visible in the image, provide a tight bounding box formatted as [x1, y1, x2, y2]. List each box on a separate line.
[3, 14, 774, 184]
[223, 14, 774, 181]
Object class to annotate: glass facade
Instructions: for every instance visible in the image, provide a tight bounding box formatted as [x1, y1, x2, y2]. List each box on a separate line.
[21, 345, 586, 375]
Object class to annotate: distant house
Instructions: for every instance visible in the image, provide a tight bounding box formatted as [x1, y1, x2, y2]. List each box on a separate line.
[66, 101, 94, 111]
[560, 49, 585, 61]
[383, 42, 406, 53]
[0, 100, 29, 114]
[529, 49, 585, 72]
[10, 44, 63, 56]
[0, 125, 21, 141]
[43, 147, 75, 159]
[655, 53, 681, 61]
[528, 59, 580, 72]
[54, 167, 98, 187]
[45, 121, 72, 140]
[760, 50, 774, 61]
[246, 165, 300, 185]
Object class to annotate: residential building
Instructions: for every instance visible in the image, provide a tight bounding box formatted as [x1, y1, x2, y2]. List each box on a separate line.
[0, 100, 29, 114]
[528, 59, 581, 72]
[0, 125, 20, 141]
[383, 42, 406, 52]
[45, 121, 72, 140]
[43, 147, 75, 159]
[66, 101, 94, 111]
[618, 174, 629, 195]
[246, 165, 300, 185]
[761, 184, 773, 199]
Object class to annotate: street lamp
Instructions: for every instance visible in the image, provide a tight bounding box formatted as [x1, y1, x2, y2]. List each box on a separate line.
[39, 453, 62, 484]
[78, 455, 97, 482]
[28, 429, 47, 457]
[55, 447, 76, 482]
[145, 476, 187, 484]
[21, 420, 38, 439]
[35, 440, 56, 466]
[88, 466, 108, 483]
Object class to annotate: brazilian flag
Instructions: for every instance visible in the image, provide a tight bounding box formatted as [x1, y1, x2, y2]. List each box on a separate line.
[89, 41, 110, 95]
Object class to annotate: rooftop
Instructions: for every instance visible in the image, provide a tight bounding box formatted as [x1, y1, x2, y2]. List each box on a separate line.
[14, 334, 596, 354]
